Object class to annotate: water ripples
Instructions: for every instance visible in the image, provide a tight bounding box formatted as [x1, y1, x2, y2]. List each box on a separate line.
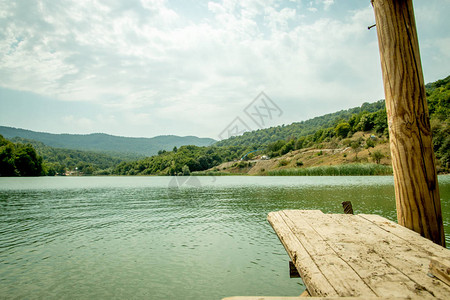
[0, 176, 449, 299]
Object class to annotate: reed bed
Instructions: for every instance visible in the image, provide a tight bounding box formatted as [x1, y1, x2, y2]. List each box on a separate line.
[267, 163, 392, 176]
[191, 171, 238, 176]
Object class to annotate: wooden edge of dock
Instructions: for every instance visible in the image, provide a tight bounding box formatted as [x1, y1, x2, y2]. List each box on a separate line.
[222, 297, 424, 300]
[222, 210, 449, 300]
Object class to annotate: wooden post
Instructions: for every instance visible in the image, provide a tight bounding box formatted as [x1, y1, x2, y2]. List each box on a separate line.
[371, 0, 445, 246]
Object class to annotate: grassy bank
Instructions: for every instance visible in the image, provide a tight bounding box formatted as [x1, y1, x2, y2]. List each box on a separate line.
[267, 163, 393, 176]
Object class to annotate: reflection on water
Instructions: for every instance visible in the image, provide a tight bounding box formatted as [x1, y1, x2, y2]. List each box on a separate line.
[0, 176, 449, 299]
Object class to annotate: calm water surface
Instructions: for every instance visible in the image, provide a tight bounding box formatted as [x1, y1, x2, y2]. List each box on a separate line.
[1, 176, 449, 299]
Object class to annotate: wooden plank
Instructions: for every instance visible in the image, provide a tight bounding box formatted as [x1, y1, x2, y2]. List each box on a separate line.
[281, 210, 377, 297]
[267, 211, 338, 297]
[360, 214, 450, 262]
[301, 212, 444, 298]
[270, 211, 450, 299]
[284, 210, 410, 298]
[429, 259, 450, 287]
[291, 211, 450, 299]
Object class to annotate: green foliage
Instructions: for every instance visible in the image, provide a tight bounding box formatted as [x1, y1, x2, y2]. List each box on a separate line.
[356, 113, 375, 131]
[428, 75, 450, 171]
[373, 109, 388, 134]
[267, 140, 286, 153]
[426, 75, 450, 121]
[112, 145, 247, 175]
[215, 100, 386, 147]
[365, 138, 375, 149]
[372, 150, 385, 164]
[351, 141, 361, 159]
[237, 161, 249, 168]
[278, 159, 289, 167]
[280, 140, 295, 155]
[182, 165, 190, 176]
[10, 137, 124, 175]
[267, 164, 392, 176]
[0, 135, 44, 176]
[335, 122, 351, 138]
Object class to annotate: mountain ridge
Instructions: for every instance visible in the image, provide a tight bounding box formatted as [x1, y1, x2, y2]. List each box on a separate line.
[0, 126, 216, 156]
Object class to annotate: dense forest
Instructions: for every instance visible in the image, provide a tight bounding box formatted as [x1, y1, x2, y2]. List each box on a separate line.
[0, 135, 44, 176]
[112, 145, 250, 176]
[1, 75, 448, 176]
[428, 76, 450, 170]
[215, 100, 386, 147]
[10, 137, 126, 176]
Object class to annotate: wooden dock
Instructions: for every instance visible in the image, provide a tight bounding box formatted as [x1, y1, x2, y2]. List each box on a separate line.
[223, 210, 450, 300]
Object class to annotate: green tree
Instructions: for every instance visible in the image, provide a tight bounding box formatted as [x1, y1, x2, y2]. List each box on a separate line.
[356, 114, 375, 131]
[372, 150, 385, 164]
[335, 123, 351, 138]
[0, 137, 43, 176]
[182, 165, 190, 176]
[351, 141, 361, 160]
[0, 143, 16, 176]
[374, 109, 388, 135]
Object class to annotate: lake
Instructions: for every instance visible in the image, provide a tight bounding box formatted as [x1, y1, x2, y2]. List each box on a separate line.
[1, 176, 449, 299]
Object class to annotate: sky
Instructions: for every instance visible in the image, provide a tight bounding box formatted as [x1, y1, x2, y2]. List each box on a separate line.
[0, 0, 449, 140]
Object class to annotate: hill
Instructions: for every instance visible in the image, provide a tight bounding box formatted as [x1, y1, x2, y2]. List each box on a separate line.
[215, 100, 386, 147]
[113, 75, 449, 175]
[0, 126, 216, 157]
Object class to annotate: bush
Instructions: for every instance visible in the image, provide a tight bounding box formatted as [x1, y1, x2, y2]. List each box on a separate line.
[182, 165, 190, 176]
[366, 138, 375, 148]
[237, 161, 249, 168]
[372, 150, 385, 164]
[278, 159, 289, 167]
[335, 122, 351, 138]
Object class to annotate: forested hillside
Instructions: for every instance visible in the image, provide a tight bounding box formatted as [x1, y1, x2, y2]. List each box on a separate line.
[428, 76, 450, 170]
[112, 75, 449, 175]
[10, 137, 126, 175]
[112, 145, 249, 176]
[0, 127, 216, 156]
[215, 100, 386, 147]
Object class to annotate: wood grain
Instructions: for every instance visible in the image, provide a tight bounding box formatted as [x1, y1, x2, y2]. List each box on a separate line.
[267, 211, 450, 299]
[429, 259, 450, 287]
[372, 0, 445, 246]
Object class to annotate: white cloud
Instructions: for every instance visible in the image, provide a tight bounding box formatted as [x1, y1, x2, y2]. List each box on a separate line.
[323, 0, 335, 11]
[0, 0, 448, 138]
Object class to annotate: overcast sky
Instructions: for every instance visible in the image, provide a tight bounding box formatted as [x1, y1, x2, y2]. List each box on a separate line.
[0, 0, 449, 139]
